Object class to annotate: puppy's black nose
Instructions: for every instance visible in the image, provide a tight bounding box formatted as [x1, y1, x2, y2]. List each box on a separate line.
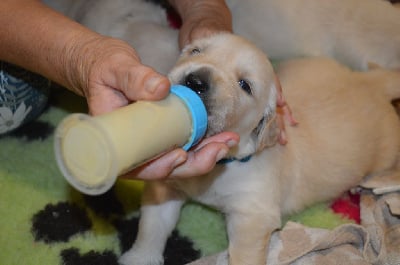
[184, 71, 209, 95]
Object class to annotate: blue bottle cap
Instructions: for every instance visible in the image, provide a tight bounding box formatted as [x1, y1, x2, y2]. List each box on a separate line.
[170, 85, 208, 150]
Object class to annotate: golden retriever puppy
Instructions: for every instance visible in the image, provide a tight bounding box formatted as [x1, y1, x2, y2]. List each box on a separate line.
[41, 0, 400, 264]
[119, 33, 400, 265]
[44, 0, 400, 72]
[228, 0, 400, 70]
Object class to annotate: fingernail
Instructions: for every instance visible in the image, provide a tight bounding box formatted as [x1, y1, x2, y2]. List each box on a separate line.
[146, 76, 170, 100]
[226, 139, 238, 148]
[216, 148, 229, 162]
[145, 75, 164, 94]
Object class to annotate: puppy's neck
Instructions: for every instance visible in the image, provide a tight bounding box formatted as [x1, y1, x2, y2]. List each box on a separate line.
[217, 154, 253, 165]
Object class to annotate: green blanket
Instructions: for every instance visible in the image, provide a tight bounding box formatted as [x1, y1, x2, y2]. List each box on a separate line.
[0, 87, 352, 265]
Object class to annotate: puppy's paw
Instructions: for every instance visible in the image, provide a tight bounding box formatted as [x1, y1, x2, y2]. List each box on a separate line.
[119, 249, 163, 265]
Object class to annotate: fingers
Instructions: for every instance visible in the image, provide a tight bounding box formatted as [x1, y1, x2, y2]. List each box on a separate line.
[168, 142, 230, 178]
[275, 75, 285, 108]
[87, 85, 129, 116]
[169, 132, 239, 178]
[120, 149, 189, 180]
[121, 132, 239, 180]
[191, 131, 239, 151]
[173, 0, 232, 48]
[274, 75, 298, 145]
[87, 63, 170, 116]
[100, 48, 171, 103]
[116, 64, 171, 102]
[276, 108, 288, 145]
[82, 37, 171, 115]
[275, 75, 298, 126]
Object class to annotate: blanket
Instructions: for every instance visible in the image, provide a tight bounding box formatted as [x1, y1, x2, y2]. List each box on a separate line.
[0, 85, 357, 265]
[189, 189, 400, 265]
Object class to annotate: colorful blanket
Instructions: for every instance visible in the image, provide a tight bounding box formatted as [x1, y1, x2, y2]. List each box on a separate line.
[0, 85, 356, 265]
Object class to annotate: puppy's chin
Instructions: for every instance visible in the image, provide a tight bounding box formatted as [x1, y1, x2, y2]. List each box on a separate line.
[204, 110, 232, 137]
[204, 126, 227, 139]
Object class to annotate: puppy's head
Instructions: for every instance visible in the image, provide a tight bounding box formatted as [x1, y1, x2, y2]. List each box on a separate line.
[169, 33, 279, 158]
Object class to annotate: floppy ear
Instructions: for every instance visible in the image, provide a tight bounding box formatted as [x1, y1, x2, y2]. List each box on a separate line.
[253, 76, 279, 151]
[254, 111, 278, 152]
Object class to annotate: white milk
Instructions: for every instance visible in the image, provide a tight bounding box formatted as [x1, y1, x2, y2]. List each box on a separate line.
[54, 85, 207, 195]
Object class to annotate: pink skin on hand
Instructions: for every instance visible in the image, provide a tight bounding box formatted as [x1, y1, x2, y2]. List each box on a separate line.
[120, 131, 240, 180]
[274, 75, 298, 145]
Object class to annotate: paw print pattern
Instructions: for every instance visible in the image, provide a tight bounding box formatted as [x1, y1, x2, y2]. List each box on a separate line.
[31, 190, 200, 265]
[31, 202, 92, 243]
[115, 217, 201, 265]
[61, 248, 119, 265]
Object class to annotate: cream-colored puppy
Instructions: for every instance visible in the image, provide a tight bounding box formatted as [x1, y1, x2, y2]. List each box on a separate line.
[44, 0, 400, 73]
[119, 33, 400, 265]
[42, 0, 400, 264]
[228, 0, 400, 70]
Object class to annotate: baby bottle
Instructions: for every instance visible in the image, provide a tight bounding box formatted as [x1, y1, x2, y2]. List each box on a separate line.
[54, 85, 207, 195]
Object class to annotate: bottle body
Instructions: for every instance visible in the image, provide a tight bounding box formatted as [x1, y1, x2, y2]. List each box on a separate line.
[54, 85, 207, 195]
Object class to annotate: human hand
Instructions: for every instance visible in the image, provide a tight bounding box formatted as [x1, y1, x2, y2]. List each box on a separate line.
[0, 0, 237, 180]
[65, 34, 239, 180]
[169, 0, 233, 49]
[64, 35, 171, 115]
[120, 131, 240, 180]
[274, 75, 298, 145]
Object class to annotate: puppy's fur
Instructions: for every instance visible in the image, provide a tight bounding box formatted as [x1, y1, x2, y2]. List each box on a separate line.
[43, 0, 400, 264]
[44, 0, 400, 73]
[120, 34, 400, 265]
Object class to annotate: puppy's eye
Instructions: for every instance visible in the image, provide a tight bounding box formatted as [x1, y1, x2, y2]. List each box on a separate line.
[238, 79, 252, 95]
[190, 48, 201, 55]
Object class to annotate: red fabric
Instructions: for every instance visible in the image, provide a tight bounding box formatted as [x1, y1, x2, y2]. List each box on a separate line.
[330, 191, 361, 224]
[167, 8, 182, 29]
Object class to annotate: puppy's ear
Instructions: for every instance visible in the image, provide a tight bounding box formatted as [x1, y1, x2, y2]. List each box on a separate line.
[254, 111, 279, 152]
[253, 77, 279, 152]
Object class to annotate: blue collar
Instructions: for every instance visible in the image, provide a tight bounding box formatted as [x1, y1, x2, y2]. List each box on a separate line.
[217, 155, 252, 165]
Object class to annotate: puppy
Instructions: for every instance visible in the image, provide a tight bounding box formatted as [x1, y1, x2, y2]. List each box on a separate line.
[42, 0, 400, 264]
[227, 0, 400, 70]
[43, 0, 180, 75]
[44, 0, 400, 72]
[119, 33, 400, 265]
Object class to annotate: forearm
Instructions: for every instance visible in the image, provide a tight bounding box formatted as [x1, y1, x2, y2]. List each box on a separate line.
[0, 0, 101, 96]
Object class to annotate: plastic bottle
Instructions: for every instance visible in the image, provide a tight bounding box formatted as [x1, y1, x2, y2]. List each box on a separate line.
[54, 85, 207, 195]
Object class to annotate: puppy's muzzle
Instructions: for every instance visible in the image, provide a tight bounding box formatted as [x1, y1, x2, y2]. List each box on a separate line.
[182, 68, 211, 100]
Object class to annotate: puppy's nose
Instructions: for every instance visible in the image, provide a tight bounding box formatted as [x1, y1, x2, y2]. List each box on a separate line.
[184, 71, 209, 95]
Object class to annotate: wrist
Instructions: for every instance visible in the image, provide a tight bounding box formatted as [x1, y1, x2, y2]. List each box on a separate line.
[59, 32, 103, 97]
[169, 0, 232, 30]
[61, 34, 142, 100]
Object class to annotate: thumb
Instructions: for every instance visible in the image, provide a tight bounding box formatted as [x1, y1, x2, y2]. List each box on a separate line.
[115, 63, 171, 102]
[88, 64, 171, 116]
